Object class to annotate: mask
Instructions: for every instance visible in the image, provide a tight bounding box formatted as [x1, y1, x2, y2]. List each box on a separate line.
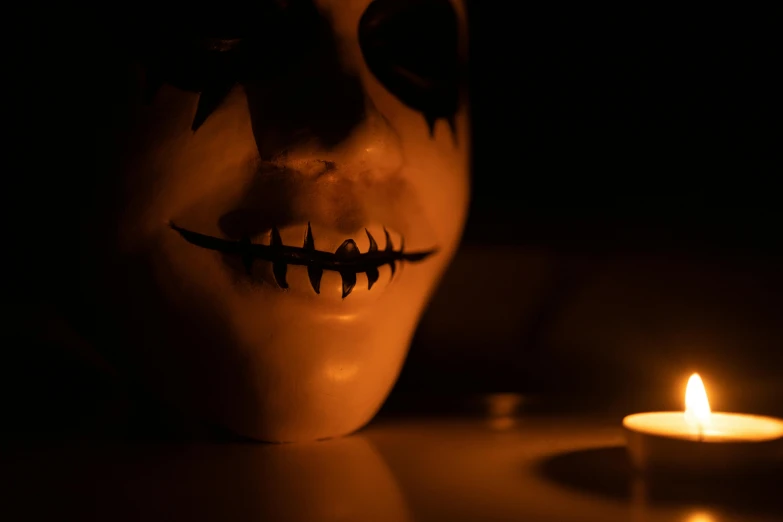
[93, 0, 469, 441]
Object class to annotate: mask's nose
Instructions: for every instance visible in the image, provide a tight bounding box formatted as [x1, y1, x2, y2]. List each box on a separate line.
[243, 2, 368, 161]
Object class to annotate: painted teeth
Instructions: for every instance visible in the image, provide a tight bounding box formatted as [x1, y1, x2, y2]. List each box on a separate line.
[335, 239, 360, 259]
[362, 230, 381, 289]
[169, 221, 437, 298]
[303, 222, 323, 294]
[308, 265, 323, 294]
[366, 229, 378, 252]
[271, 226, 288, 289]
[265, 224, 406, 297]
[303, 222, 315, 250]
[340, 271, 357, 299]
[240, 235, 254, 276]
[384, 227, 397, 280]
[366, 267, 380, 290]
[383, 227, 394, 251]
[335, 239, 361, 298]
[271, 226, 283, 247]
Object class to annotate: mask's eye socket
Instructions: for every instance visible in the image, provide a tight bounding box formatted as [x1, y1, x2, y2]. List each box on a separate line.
[359, 0, 460, 136]
[139, 35, 245, 131]
[141, 37, 242, 95]
[137, 2, 340, 131]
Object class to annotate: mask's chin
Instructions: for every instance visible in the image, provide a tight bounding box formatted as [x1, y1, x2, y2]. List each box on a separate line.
[139, 210, 439, 441]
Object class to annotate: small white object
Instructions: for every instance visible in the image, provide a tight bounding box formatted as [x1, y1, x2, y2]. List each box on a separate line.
[622, 374, 783, 472]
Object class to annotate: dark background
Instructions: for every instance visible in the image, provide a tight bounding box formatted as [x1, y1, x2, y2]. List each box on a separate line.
[3, 4, 781, 437]
[387, 4, 782, 416]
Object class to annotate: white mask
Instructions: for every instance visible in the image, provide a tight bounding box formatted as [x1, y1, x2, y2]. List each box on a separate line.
[96, 0, 469, 441]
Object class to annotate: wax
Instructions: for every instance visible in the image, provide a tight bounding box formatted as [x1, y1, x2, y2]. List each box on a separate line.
[622, 374, 783, 473]
[623, 412, 783, 443]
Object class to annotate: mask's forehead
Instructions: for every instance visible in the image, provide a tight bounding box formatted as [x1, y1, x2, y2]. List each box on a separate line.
[315, 0, 371, 32]
[308, 0, 371, 76]
[315, 0, 466, 40]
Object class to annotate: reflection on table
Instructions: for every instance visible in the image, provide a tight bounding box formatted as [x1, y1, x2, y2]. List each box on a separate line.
[3, 394, 781, 522]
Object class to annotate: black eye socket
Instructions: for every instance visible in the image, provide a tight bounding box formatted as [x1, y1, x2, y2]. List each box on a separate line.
[358, 0, 461, 136]
[138, 37, 245, 131]
[137, 1, 342, 131]
[140, 38, 243, 95]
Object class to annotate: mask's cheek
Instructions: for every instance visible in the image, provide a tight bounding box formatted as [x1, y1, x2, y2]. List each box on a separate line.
[116, 84, 259, 254]
[359, 70, 470, 257]
[315, 0, 372, 47]
[319, 0, 470, 252]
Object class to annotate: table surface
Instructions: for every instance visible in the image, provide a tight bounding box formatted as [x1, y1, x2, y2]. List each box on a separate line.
[3, 406, 782, 522]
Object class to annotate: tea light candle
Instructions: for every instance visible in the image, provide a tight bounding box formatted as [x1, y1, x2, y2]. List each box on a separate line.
[623, 373, 783, 473]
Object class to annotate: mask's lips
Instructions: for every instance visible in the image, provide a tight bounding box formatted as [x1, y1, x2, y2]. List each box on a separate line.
[169, 221, 437, 298]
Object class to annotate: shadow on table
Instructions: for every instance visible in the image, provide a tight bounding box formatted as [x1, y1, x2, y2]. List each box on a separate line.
[536, 446, 783, 519]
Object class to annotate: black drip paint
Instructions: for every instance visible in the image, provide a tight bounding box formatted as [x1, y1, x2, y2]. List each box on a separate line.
[358, 0, 461, 141]
[191, 75, 237, 131]
[140, 36, 245, 131]
[140, 1, 461, 140]
[170, 222, 437, 298]
[139, 1, 371, 138]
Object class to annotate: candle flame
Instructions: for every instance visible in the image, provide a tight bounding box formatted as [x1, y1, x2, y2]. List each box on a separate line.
[684, 373, 711, 428]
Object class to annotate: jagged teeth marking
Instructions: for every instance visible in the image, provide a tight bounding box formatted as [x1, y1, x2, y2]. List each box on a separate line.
[366, 229, 378, 252]
[271, 225, 283, 247]
[366, 267, 380, 290]
[341, 271, 357, 298]
[240, 236, 253, 275]
[304, 222, 315, 250]
[335, 239, 360, 259]
[239, 225, 411, 292]
[383, 227, 394, 252]
[269, 226, 288, 288]
[307, 265, 323, 294]
[273, 262, 288, 289]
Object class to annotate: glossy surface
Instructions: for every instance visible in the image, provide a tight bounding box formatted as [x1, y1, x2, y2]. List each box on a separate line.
[4, 414, 782, 522]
